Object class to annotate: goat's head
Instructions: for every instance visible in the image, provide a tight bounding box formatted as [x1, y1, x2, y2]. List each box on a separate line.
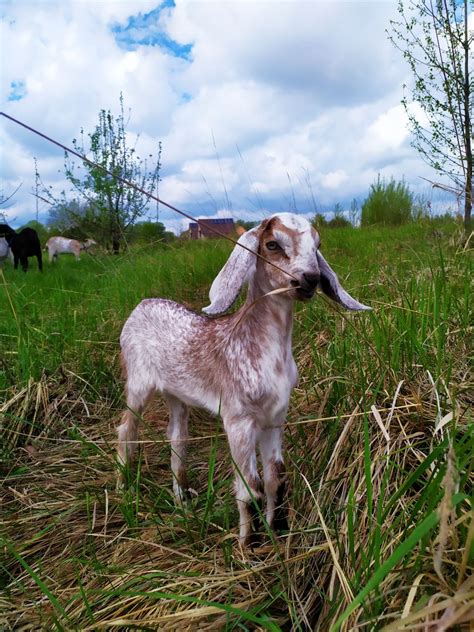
[203, 212, 371, 315]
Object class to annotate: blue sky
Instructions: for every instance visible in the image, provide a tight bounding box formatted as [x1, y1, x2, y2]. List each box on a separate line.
[112, 2, 192, 58]
[0, 0, 467, 233]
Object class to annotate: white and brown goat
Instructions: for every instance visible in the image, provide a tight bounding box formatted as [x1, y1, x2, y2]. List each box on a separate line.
[46, 236, 96, 262]
[118, 213, 370, 545]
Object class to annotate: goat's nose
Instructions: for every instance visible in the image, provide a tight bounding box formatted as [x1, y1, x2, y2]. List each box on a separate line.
[302, 272, 320, 290]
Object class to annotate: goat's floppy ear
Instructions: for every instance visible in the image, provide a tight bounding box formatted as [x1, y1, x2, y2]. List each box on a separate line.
[202, 227, 260, 315]
[317, 250, 371, 311]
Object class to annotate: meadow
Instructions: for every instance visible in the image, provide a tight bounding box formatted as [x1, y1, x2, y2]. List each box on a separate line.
[1, 220, 472, 630]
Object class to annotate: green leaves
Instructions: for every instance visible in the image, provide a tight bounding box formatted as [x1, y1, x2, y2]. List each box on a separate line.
[387, 0, 472, 231]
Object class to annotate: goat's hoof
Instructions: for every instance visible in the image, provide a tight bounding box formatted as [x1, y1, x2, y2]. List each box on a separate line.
[174, 484, 195, 503]
[246, 530, 263, 549]
[273, 514, 289, 534]
[241, 530, 262, 549]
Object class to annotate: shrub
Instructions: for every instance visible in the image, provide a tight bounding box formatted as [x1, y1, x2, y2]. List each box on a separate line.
[18, 220, 49, 244]
[328, 204, 352, 228]
[312, 213, 328, 229]
[129, 221, 175, 244]
[361, 176, 414, 226]
[312, 206, 352, 230]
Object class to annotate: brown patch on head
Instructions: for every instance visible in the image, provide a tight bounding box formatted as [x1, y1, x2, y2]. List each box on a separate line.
[259, 216, 300, 259]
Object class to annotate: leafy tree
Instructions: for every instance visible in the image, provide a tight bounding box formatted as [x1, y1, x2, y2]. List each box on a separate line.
[47, 199, 90, 238]
[130, 220, 175, 244]
[361, 176, 415, 226]
[388, 0, 472, 232]
[19, 220, 49, 244]
[63, 95, 161, 253]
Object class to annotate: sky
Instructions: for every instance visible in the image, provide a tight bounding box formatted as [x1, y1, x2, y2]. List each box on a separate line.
[0, 0, 465, 233]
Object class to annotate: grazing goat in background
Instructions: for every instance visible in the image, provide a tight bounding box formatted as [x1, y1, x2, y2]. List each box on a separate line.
[0, 238, 11, 266]
[118, 213, 370, 545]
[0, 224, 16, 238]
[0, 225, 15, 267]
[4, 227, 42, 272]
[46, 237, 97, 262]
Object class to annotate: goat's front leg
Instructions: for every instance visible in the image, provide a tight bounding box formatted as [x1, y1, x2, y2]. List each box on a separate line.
[164, 394, 190, 501]
[225, 417, 263, 546]
[259, 422, 288, 534]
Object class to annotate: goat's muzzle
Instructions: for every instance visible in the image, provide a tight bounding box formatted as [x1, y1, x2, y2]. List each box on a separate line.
[292, 272, 320, 300]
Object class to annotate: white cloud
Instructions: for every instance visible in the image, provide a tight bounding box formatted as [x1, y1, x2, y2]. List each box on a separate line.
[0, 0, 463, 231]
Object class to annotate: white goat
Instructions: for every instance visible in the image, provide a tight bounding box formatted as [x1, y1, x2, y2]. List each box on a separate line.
[46, 237, 97, 262]
[118, 213, 370, 545]
[0, 237, 12, 266]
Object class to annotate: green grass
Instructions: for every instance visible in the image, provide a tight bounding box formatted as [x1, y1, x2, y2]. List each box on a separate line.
[1, 220, 472, 630]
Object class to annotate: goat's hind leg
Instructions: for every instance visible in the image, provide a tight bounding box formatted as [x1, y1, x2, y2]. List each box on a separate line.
[164, 394, 190, 501]
[116, 385, 154, 483]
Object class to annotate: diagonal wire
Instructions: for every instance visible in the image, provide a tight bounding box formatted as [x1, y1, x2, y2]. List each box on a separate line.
[0, 111, 298, 281]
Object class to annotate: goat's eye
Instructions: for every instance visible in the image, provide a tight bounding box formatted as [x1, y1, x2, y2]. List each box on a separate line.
[266, 241, 281, 251]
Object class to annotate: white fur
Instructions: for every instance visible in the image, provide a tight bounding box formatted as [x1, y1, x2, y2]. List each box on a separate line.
[117, 212, 370, 544]
[0, 238, 12, 266]
[46, 237, 96, 262]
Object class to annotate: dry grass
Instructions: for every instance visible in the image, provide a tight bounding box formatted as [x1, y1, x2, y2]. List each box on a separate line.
[1, 371, 471, 630]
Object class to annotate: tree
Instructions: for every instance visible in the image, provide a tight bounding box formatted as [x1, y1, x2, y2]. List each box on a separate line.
[235, 219, 259, 231]
[130, 220, 175, 244]
[389, 0, 473, 232]
[63, 95, 161, 253]
[328, 203, 352, 228]
[19, 220, 49, 244]
[349, 198, 360, 226]
[0, 183, 22, 209]
[47, 199, 91, 240]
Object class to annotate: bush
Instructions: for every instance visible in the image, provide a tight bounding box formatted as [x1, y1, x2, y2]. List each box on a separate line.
[18, 220, 49, 244]
[312, 213, 328, 229]
[129, 221, 175, 244]
[328, 204, 352, 228]
[361, 176, 414, 226]
[312, 206, 352, 230]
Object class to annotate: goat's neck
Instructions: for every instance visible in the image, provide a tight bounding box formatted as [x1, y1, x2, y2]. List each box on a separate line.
[241, 276, 295, 351]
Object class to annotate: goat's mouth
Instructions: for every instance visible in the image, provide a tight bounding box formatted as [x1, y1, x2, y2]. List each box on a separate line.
[295, 287, 316, 301]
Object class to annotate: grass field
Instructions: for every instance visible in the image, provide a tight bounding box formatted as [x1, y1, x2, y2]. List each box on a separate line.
[1, 220, 473, 630]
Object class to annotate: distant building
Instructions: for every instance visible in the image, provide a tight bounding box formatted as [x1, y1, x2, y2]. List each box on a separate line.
[189, 217, 235, 239]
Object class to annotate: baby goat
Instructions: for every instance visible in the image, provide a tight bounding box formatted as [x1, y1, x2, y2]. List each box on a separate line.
[118, 213, 370, 545]
[46, 237, 97, 262]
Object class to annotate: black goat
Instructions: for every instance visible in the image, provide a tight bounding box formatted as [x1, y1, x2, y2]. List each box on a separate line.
[0, 224, 16, 239]
[3, 226, 43, 272]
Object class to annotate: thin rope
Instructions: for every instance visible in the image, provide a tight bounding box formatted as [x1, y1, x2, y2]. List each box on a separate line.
[3, 403, 420, 447]
[0, 112, 298, 281]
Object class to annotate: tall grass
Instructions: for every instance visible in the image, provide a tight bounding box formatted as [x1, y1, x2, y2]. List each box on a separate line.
[361, 176, 418, 226]
[1, 220, 472, 629]
[0, 239, 230, 389]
